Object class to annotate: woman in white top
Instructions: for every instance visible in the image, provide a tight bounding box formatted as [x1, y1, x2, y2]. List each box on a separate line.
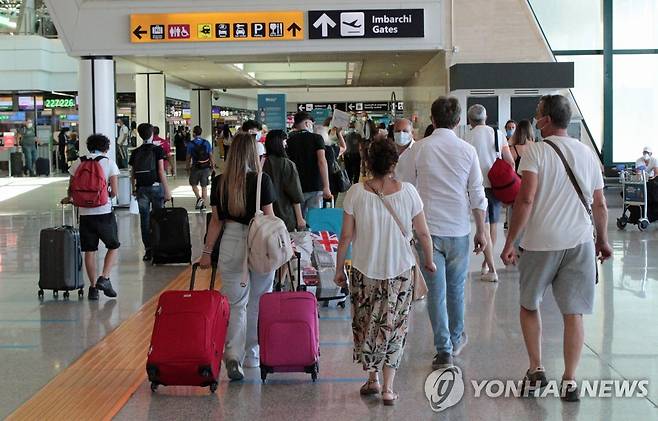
[334, 137, 435, 406]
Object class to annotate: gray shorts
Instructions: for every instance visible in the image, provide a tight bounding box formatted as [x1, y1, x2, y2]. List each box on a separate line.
[189, 167, 211, 187]
[518, 241, 596, 315]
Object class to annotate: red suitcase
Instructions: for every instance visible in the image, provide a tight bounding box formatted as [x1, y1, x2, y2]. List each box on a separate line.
[146, 263, 229, 393]
[259, 290, 320, 382]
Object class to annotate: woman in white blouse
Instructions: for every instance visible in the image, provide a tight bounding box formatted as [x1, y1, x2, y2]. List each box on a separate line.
[334, 136, 435, 406]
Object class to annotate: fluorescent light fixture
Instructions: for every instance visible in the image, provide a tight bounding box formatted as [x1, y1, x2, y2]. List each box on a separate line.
[247, 72, 256, 79]
[0, 16, 17, 29]
[233, 63, 244, 71]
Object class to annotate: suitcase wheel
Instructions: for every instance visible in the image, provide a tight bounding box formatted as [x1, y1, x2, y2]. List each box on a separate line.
[260, 366, 268, 383]
[53, 290, 59, 298]
[63, 291, 70, 299]
[209, 382, 218, 393]
[78, 289, 84, 299]
[150, 382, 159, 392]
[311, 364, 319, 382]
[38, 290, 44, 300]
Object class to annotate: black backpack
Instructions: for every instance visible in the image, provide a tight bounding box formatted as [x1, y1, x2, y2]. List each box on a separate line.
[133, 144, 158, 185]
[192, 140, 211, 169]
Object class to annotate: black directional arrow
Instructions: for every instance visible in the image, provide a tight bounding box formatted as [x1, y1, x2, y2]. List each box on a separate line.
[133, 25, 147, 39]
[287, 23, 302, 37]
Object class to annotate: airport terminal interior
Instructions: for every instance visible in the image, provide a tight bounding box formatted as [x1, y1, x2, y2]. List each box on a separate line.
[0, 0, 657, 420]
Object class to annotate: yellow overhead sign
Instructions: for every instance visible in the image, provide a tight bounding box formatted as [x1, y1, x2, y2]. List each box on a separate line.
[130, 11, 304, 43]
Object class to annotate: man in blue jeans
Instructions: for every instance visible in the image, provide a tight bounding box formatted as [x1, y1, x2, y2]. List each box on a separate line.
[412, 96, 488, 369]
[20, 120, 39, 176]
[129, 123, 171, 261]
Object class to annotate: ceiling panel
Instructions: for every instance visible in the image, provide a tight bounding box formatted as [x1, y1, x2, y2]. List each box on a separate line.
[126, 51, 438, 89]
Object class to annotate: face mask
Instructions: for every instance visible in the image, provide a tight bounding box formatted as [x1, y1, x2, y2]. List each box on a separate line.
[506, 129, 514, 138]
[394, 131, 412, 146]
[644, 153, 651, 160]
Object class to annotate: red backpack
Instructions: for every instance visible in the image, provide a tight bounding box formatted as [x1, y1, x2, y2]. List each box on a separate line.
[71, 156, 109, 208]
[487, 128, 521, 205]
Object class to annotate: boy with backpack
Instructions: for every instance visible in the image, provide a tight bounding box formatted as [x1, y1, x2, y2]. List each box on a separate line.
[129, 123, 172, 262]
[186, 125, 214, 210]
[68, 134, 121, 300]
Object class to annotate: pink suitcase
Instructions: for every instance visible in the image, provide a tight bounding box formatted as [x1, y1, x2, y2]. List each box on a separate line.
[259, 291, 320, 382]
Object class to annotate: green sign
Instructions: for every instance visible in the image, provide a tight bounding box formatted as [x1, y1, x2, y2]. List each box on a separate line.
[44, 98, 76, 109]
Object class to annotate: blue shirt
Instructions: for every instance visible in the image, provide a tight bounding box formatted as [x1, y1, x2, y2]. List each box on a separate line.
[186, 137, 212, 163]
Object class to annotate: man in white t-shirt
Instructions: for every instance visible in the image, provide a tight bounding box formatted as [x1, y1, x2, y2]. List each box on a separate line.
[393, 118, 417, 183]
[466, 104, 515, 282]
[412, 97, 488, 370]
[635, 146, 657, 178]
[116, 118, 129, 168]
[68, 134, 121, 301]
[501, 95, 612, 402]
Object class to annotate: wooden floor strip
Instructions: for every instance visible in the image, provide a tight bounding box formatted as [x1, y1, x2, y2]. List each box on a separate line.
[7, 266, 217, 421]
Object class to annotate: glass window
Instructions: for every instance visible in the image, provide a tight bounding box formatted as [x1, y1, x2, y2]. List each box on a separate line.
[529, 0, 603, 50]
[613, 55, 658, 162]
[557, 56, 604, 151]
[614, 0, 658, 49]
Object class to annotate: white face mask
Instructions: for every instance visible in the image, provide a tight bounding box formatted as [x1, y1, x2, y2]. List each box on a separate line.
[394, 131, 412, 146]
[644, 153, 651, 160]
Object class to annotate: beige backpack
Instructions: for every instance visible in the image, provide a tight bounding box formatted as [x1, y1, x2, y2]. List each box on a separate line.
[241, 170, 293, 284]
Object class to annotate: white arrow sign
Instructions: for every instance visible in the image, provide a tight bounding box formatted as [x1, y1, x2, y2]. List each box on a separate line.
[313, 13, 336, 38]
[298, 104, 305, 111]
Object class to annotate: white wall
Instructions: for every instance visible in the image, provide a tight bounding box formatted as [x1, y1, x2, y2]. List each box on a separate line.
[403, 53, 447, 132]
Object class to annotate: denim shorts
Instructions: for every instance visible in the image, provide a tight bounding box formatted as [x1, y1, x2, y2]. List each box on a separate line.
[485, 188, 502, 224]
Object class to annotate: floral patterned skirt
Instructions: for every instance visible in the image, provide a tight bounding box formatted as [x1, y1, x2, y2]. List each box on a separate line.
[349, 267, 414, 371]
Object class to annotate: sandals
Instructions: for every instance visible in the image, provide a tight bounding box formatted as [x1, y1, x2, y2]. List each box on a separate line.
[360, 379, 381, 396]
[382, 389, 399, 406]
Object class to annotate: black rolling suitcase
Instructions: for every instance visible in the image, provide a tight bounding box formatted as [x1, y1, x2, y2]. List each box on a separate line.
[38, 205, 84, 299]
[150, 199, 192, 265]
[10, 152, 23, 177]
[36, 157, 50, 176]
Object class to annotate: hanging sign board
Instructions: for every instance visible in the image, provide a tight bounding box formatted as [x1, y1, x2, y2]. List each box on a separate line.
[308, 9, 424, 39]
[130, 11, 304, 43]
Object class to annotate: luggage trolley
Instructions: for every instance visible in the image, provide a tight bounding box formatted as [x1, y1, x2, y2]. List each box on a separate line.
[617, 169, 651, 231]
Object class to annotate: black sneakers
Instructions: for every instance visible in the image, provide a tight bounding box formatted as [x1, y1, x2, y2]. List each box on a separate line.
[195, 198, 204, 210]
[432, 352, 454, 370]
[143, 250, 152, 262]
[521, 367, 549, 396]
[96, 276, 117, 298]
[88, 286, 99, 301]
[560, 380, 580, 402]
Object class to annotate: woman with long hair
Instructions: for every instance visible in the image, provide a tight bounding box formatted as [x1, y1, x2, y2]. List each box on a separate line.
[263, 130, 306, 231]
[509, 119, 535, 173]
[200, 133, 277, 381]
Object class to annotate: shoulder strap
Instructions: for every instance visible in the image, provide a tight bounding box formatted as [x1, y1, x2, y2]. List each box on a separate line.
[94, 156, 107, 162]
[492, 127, 500, 156]
[80, 156, 89, 162]
[365, 181, 409, 239]
[255, 169, 263, 215]
[543, 139, 592, 218]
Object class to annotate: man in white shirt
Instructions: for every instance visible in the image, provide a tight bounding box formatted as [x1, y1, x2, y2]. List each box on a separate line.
[635, 146, 657, 178]
[501, 94, 612, 401]
[466, 104, 515, 282]
[116, 118, 129, 168]
[393, 118, 417, 183]
[412, 96, 488, 369]
[68, 134, 121, 301]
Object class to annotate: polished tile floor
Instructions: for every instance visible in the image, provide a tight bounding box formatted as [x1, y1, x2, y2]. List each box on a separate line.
[1, 177, 657, 420]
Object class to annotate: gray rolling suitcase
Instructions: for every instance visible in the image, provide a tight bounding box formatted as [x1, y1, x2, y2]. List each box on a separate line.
[38, 205, 84, 299]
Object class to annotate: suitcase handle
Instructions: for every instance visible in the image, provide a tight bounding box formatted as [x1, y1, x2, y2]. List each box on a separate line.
[191, 262, 217, 291]
[60, 203, 77, 227]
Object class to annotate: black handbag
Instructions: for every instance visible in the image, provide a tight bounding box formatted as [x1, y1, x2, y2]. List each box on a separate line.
[330, 158, 351, 193]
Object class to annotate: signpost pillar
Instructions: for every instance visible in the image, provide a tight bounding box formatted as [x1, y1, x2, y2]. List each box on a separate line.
[191, 89, 212, 143]
[78, 56, 116, 159]
[136, 72, 166, 146]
